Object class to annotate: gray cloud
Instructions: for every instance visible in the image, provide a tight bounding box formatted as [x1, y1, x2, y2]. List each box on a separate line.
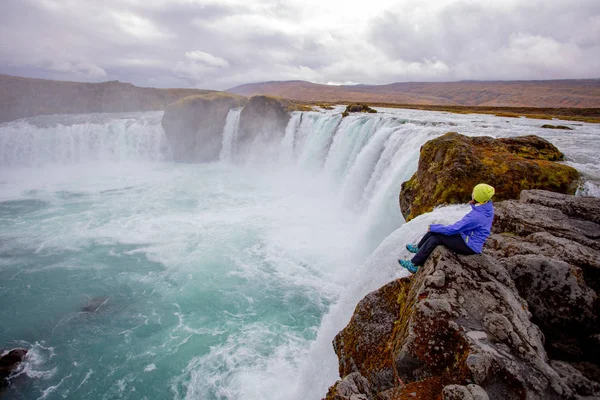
[368, 0, 600, 81]
[0, 0, 598, 89]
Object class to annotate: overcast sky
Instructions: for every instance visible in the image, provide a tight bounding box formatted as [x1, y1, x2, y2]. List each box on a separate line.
[1, 0, 599, 90]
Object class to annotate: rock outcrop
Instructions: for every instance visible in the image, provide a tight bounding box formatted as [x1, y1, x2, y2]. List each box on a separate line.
[81, 296, 110, 313]
[0, 348, 27, 390]
[235, 95, 293, 157]
[399, 132, 581, 221]
[488, 191, 600, 383]
[342, 104, 377, 118]
[0, 74, 210, 123]
[326, 190, 600, 400]
[160, 94, 309, 162]
[161, 92, 247, 162]
[541, 125, 574, 130]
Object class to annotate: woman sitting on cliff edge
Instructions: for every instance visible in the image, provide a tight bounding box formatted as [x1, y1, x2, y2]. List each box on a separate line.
[398, 183, 495, 274]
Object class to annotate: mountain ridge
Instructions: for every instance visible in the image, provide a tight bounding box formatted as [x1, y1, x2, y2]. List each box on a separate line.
[0, 74, 216, 123]
[227, 79, 600, 108]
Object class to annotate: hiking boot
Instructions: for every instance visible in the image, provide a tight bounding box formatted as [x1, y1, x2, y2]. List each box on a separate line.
[398, 259, 419, 274]
[406, 244, 419, 254]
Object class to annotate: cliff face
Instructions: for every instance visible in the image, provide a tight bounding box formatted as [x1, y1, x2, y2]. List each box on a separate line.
[161, 93, 247, 162]
[326, 190, 600, 400]
[399, 132, 581, 221]
[160, 94, 303, 162]
[235, 95, 294, 158]
[0, 74, 210, 123]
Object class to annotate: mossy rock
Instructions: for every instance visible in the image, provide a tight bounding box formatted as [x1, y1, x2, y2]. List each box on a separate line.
[162, 92, 247, 162]
[318, 103, 335, 110]
[399, 132, 581, 221]
[286, 101, 314, 112]
[342, 103, 377, 117]
[333, 279, 408, 393]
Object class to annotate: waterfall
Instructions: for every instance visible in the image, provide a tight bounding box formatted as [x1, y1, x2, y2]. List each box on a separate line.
[0, 112, 169, 168]
[2, 108, 597, 238]
[279, 112, 302, 162]
[268, 112, 445, 248]
[219, 108, 243, 161]
[2, 106, 599, 400]
[297, 114, 342, 169]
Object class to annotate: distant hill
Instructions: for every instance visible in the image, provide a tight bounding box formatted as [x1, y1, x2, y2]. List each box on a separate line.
[0, 74, 216, 123]
[227, 79, 600, 108]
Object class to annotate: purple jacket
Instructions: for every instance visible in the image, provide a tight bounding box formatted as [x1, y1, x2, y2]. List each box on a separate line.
[429, 201, 495, 253]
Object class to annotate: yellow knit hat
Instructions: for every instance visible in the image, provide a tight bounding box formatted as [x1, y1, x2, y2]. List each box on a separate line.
[472, 183, 495, 203]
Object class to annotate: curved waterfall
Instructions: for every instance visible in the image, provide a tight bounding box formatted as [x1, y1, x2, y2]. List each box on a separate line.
[1, 108, 599, 400]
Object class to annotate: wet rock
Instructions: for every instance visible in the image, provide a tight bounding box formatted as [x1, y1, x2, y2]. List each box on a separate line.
[342, 104, 377, 118]
[81, 296, 110, 313]
[541, 124, 573, 130]
[0, 348, 27, 388]
[161, 92, 247, 162]
[399, 132, 580, 221]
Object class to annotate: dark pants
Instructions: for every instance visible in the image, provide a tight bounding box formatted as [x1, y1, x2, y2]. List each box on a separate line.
[411, 232, 475, 266]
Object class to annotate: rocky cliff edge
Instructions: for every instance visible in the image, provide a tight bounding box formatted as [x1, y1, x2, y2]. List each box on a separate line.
[326, 190, 600, 400]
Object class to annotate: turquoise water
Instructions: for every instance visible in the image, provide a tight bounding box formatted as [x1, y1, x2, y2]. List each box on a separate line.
[1, 162, 363, 399]
[1, 109, 599, 399]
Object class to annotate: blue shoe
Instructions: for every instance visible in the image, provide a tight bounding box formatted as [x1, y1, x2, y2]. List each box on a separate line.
[406, 244, 419, 254]
[398, 259, 419, 274]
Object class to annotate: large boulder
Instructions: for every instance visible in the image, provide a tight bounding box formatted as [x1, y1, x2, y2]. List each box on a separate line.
[235, 96, 293, 157]
[161, 93, 247, 162]
[399, 132, 580, 221]
[326, 191, 600, 400]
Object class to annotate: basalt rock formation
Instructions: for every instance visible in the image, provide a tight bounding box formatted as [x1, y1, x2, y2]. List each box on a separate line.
[325, 190, 600, 400]
[161, 92, 247, 162]
[0, 74, 210, 123]
[399, 132, 581, 221]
